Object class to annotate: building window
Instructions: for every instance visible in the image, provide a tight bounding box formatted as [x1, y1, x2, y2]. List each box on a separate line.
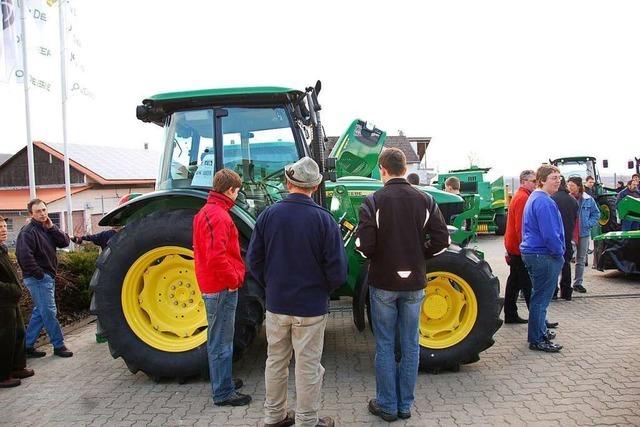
[5, 218, 13, 231]
[48, 212, 62, 229]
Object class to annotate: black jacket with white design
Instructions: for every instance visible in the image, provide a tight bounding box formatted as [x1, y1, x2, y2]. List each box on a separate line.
[355, 178, 450, 291]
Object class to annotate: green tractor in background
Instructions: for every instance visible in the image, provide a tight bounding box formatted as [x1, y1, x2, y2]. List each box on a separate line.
[593, 156, 640, 274]
[550, 156, 620, 233]
[435, 167, 507, 236]
[594, 196, 640, 274]
[90, 82, 502, 381]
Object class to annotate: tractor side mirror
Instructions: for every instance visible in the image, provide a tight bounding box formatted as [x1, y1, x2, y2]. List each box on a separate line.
[602, 159, 609, 168]
[628, 160, 635, 169]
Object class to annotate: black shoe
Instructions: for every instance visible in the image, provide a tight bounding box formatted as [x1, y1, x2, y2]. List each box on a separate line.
[561, 293, 572, 301]
[0, 377, 21, 388]
[368, 399, 397, 422]
[504, 316, 528, 324]
[573, 285, 587, 293]
[26, 347, 46, 358]
[11, 368, 34, 379]
[552, 293, 558, 300]
[233, 378, 243, 390]
[529, 341, 563, 352]
[545, 330, 556, 341]
[545, 321, 559, 329]
[53, 346, 73, 358]
[316, 417, 334, 427]
[263, 410, 295, 427]
[215, 392, 252, 407]
[398, 410, 412, 419]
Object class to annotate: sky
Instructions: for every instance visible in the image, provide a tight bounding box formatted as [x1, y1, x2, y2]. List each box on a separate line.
[2, 0, 640, 178]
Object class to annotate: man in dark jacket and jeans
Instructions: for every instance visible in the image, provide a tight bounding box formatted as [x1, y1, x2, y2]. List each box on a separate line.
[16, 199, 72, 358]
[0, 215, 35, 388]
[551, 177, 578, 300]
[356, 148, 450, 422]
[247, 157, 347, 427]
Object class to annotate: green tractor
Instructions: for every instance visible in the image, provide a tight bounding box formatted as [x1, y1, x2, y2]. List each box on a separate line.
[594, 196, 640, 274]
[435, 167, 507, 235]
[90, 83, 502, 381]
[593, 157, 640, 274]
[550, 156, 619, 233]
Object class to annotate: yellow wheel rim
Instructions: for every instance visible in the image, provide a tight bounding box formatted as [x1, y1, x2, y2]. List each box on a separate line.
[598, 204, 610, 226]
[122, 246, 207, 352]
[419, 271, 478, 349]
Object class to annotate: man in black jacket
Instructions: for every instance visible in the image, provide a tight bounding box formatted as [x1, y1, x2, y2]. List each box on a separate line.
[15, 199, 73, 358]
[356, 148, 450, 422]
[0, 216, 35, 388]
[551, 177, 578, 300]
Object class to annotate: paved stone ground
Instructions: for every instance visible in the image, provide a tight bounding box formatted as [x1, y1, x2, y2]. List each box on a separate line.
[2, 236, 639, 426]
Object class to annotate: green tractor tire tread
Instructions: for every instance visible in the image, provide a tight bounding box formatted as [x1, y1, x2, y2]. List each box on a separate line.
[419, 246, 502, 372]
[90, 209, 265, 381]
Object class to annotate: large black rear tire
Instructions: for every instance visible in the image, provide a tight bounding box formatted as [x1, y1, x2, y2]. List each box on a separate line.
[90, 209, 264, 381]
[419, 246, 502, 372]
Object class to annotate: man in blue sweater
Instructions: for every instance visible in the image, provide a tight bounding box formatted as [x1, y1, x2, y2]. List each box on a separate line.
[247, 157, 347, 427]
[520, 165, 565, 353]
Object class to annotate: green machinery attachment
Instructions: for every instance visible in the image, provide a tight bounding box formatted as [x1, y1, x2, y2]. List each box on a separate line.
[594, 195, 640, 274]
[435, 167, 506, 236]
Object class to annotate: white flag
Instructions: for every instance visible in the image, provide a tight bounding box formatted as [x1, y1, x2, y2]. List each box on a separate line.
[1, 0, 24, 83]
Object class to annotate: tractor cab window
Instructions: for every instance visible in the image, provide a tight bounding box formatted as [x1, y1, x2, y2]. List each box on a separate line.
[158, 109, 215, 189]
[221, 107, 299, 216]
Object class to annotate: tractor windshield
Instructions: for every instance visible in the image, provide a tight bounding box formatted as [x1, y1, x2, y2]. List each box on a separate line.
[158, 106, 301, 217]
[555, 160, 595, 181]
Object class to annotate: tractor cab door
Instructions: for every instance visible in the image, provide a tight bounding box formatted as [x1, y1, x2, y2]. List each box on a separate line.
[329, 120, 386, 178]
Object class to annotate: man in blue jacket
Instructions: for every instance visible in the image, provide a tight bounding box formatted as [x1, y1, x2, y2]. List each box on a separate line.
[247, 157, 347, 427]
[521, 165, 565, 353]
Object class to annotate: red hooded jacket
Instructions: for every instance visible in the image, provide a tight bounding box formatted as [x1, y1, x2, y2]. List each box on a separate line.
[193, 192, 245, 293]
[504, 186, 531, 256]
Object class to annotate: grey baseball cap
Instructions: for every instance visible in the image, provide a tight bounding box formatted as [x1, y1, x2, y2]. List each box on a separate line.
[284, 157, 323, 188]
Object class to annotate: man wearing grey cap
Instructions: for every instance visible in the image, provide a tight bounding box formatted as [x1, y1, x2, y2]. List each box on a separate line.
[247, 157, 347, 427]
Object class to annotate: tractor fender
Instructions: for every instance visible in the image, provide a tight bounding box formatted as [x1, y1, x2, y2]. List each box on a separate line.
[99, 189, 256, 238]
[352, 261, 370, 332]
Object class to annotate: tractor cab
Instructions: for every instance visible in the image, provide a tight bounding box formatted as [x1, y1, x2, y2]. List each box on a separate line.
[550, 156, 620, 232]
[137, 87, 318, 219]
[550, 156, 610, 195]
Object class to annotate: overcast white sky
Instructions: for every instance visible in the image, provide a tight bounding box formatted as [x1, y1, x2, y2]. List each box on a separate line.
[2, 0, 640, 178]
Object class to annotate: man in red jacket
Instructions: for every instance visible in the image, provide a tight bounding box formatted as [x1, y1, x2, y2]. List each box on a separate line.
[503, 170, 536, 324]
[193, 169, 250, 407]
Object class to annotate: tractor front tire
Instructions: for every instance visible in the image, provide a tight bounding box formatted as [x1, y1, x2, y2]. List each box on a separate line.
[90, 209, 264, 381]
[598, 196, 620, 233]
[419, 245, 502, 372]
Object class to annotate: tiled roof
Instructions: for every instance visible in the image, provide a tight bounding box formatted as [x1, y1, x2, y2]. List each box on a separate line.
[0, 186, 91, 211]
[44, 142, 160, 181]
[0, 154, 11, 166]
[325, 135, 426, 163]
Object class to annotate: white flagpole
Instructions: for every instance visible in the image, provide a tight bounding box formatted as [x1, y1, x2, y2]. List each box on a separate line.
[58, 0, 73, 238]
[20, 0, 36, 200]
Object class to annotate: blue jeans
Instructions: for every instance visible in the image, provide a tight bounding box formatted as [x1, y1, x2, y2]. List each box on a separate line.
[369, 286, 424, 415]
[621, 219, 640, 232]
[522, 254, 563, 344]
[202, 289, 238, 403]
[24, 274, 65, 349]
